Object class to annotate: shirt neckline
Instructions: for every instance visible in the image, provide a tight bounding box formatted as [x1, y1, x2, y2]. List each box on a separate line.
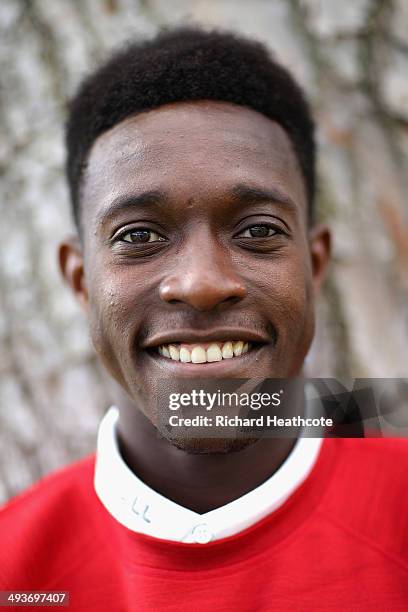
[94, 406, 323, 544]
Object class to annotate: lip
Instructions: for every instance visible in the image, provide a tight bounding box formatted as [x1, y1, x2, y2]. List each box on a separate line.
[141, 328, 270, 349]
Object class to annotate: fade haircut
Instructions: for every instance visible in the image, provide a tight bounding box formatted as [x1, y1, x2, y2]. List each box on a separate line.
[66, 26, 316, 228]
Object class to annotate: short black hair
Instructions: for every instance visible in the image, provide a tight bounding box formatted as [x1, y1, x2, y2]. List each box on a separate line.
[66, 26, 315, 227]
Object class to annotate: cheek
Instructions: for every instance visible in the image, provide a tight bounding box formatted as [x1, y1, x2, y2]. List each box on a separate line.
[277, 261, 315, 362]
[281, 266, 313, 321]
[268, 264, 315, 378]
[250, 251, 315, 339]
[86, 269, 146, 375]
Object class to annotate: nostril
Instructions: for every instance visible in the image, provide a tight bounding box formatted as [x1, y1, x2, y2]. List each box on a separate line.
[221, 295, 243, 307]
[159, 273, 247, 310]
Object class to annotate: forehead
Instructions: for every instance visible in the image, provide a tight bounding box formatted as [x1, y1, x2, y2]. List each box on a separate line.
[81, 100, 307, 221]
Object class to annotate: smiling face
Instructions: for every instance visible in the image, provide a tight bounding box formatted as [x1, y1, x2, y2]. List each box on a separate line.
[60, 100, 330, 438]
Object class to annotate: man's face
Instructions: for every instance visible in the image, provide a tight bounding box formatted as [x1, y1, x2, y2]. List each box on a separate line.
[60, 101, 330, 430]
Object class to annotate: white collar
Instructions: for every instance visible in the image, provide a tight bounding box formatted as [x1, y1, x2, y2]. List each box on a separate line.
[94, 407, 322, 544]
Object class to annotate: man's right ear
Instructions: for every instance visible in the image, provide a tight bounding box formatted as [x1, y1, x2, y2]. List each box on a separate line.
[58, 235, 89, 314]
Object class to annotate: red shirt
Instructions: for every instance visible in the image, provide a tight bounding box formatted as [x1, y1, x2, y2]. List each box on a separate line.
[1, 437, 408, 611]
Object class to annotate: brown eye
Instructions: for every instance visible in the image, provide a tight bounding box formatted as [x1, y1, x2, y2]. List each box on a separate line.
[239, 225, 279, 238]
[121, 229, 165, 243]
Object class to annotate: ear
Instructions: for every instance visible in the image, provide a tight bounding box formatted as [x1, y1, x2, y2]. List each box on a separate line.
[58, 235, 89, 314]
[308, 224, 331, 296]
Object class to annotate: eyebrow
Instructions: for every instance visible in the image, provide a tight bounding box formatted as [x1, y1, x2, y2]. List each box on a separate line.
[231, 183, 298, 212]
[96, 190, 167, 225]
[96, 182, 298, 226]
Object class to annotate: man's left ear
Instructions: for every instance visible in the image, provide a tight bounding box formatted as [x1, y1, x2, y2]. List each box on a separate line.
[308, 224, 331, 295]
[58, 235, 89, 314]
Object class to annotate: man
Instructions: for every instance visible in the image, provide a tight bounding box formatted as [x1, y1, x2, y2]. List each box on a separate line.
[1, 27, 407, 611]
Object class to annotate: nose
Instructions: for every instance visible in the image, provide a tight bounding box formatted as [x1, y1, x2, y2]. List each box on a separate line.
[159, 239, 247, 311]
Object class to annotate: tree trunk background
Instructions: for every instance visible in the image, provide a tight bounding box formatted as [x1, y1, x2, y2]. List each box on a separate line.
[0, 0, 407, 504]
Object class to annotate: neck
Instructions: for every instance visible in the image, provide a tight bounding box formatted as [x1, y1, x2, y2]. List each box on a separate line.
[113, 384, 301, 514]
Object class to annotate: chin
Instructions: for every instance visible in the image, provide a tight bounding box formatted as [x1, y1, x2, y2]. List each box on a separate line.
[162, 433, 260, 455]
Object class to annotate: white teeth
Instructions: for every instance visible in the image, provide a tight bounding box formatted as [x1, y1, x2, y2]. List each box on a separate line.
[221, 341, 233, 359]
[158, 341, 252, 363]
[179, 347, 191, 363]
[233, 341, 244, 356]
[191, 346, 207, 363]
[206, 344, 222, 362]
[169, 345, 180, 361]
